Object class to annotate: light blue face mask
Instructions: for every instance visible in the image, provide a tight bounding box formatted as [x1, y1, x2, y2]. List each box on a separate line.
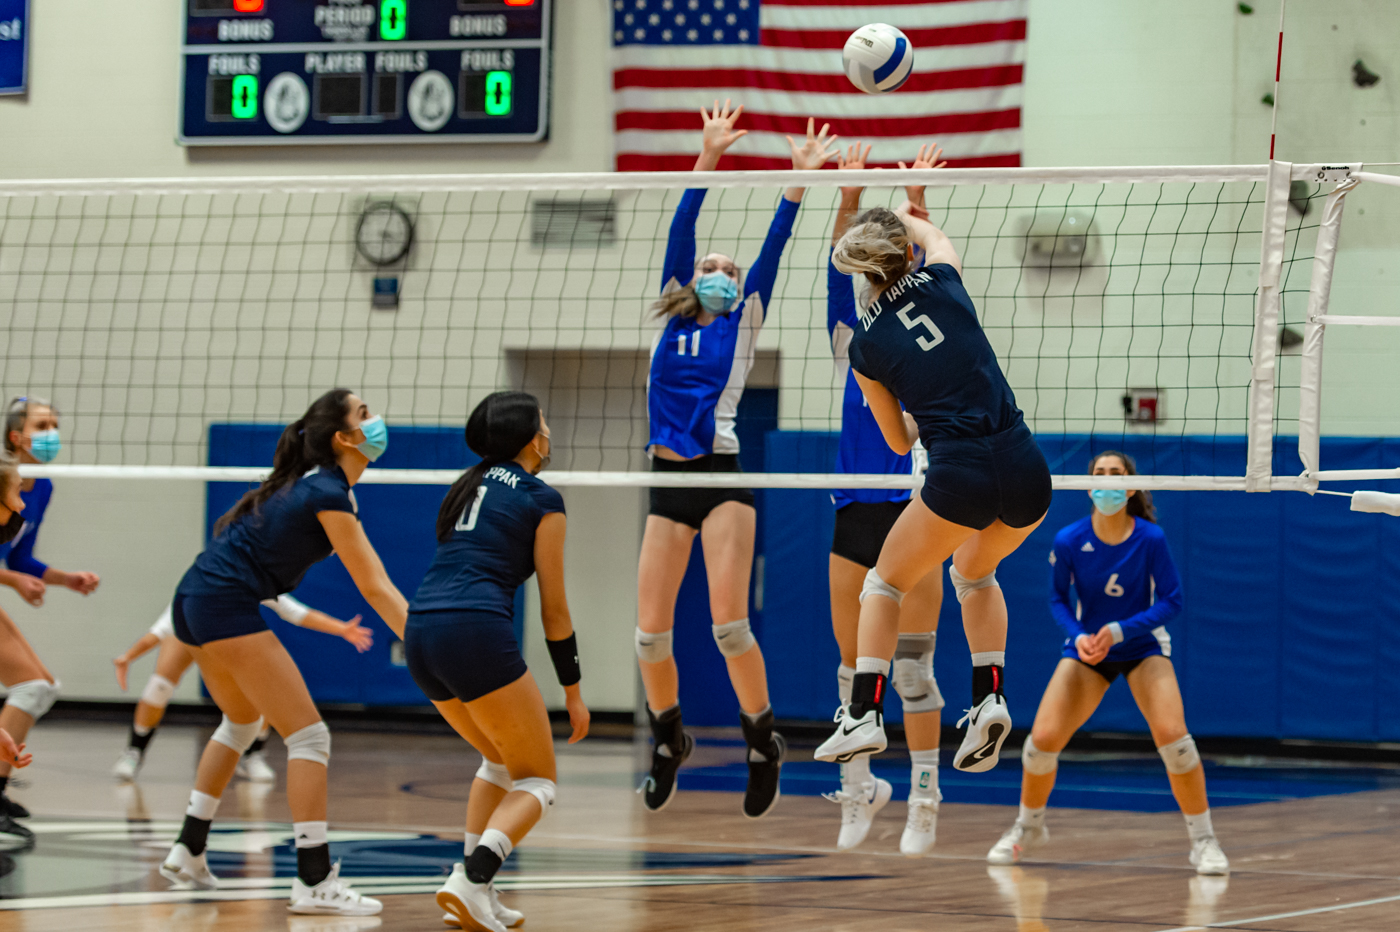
[693, 271, 739, 313]
[28, 429, 61, 464]
[1089, 488, 1129, 516]
[356, 415, 388, 462]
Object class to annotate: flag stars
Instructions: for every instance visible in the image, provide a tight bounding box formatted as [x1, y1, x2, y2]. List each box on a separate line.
[614, 28, 623, 41]
[661, 28, 672, 40]
[648, 12, 660, 24]
[634, 27, 645, 39]
[623, 12, 633, 24]
[714, 0, 724, 7]
[635, 0, 645, 8]
[726, 12, 736, 24]
[688, 0, 698, 8]
[713, 28, 723, 39]
[662, 0, 672, 7]
[738, 0, 748, 8]
[686, 27, 697, 39]
[700, 12, 710, 25]
[613, 0, 623, 8]
[675, 12, 685, 23]
[737, 27, 748, 40]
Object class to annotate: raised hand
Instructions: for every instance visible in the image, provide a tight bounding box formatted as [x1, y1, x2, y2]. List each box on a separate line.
[899, 142, 947, 212]
[837, 142, 872, 199]
[787, 118, 839, 172]
[699, 99, 748, 156]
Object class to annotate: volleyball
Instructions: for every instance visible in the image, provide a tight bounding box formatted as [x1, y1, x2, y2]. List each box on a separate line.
[842, 23, 915, 94]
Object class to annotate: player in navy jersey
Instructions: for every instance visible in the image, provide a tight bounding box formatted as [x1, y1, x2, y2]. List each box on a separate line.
[813, 164, 1054, 776]
[987, 451, 1228, 875]
[0, 396, 102, 838]
[823, 143, 948, 856]
[159, 388, 409, 917]
[635, 101, 836, 819]
[407, 391, 589, 932]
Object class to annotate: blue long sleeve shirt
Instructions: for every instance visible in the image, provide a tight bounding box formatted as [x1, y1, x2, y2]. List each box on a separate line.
[0, 479, 53, 578]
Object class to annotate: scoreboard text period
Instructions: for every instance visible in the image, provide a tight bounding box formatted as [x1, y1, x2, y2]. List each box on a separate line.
[181, 0, 550, 145]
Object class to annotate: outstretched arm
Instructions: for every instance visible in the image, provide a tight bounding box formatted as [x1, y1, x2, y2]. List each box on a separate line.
[894, 142, 960, 274]
[662, 101, 747, 292]
[832, 142, 871, 247]
[318, 511, 408, 639]
[534, 512, 589, 744]
[782, 117, 839, 204]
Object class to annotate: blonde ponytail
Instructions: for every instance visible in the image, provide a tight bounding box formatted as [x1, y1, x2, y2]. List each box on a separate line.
[832, 208, 910, 292]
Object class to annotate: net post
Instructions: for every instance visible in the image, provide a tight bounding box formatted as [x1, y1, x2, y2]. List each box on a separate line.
[1297, 177, 1359, 491]
[1245, 160, 1293, 492]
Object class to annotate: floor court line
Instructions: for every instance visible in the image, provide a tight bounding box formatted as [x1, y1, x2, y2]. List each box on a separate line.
[1151, 891, 1400, 931]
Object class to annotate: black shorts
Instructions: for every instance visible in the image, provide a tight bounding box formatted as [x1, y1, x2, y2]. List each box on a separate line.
[832, 500, 909, 568]
[404, 610, 528, 703]
[1074, 656, 1148, 684]
[648, 453, 756, 530]
[172, 593, 269, 647]
[921, 421, 1052, 531]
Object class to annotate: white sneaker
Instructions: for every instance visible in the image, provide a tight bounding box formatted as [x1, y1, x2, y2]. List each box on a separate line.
[160, 842, 219, 890]
[236, 750, 277, 783]
[987, 821, 1048, 865]
[437, 863, 506, 932]
[112, 747, 143, 783]
[954, 694, 1012, 772]
[814, 706, 886, 763]
[826, 777, 891, 851]
[1190, 835, 1230, 875]
[442, 883, 523, 929]
[289, 861, 383, 916]
[900, 791, 942, 857]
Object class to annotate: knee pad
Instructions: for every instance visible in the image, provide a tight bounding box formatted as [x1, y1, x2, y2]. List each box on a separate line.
[1021, 736, 1060, 775]
[285, 721, 332, 765]
[711, 618, 755, 658]
[5, 679, 59, 720]
[635, 628, 673, 663]
[513, 776, 556, 813]
[892, 633, 943, 714]
[140, 674, 177, 710]
[211, 714, 264, 754]
[860, 568, 905, 606]
[475, 758, 514, 791]
[949, 566, 999, 604]
[1158, 734, 1201, 774]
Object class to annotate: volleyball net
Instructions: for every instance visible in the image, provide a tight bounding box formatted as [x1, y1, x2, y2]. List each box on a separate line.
[2, 162, 1397, 493]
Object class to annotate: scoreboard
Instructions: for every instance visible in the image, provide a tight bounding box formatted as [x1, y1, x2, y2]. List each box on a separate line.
[180, 0, 550, 145]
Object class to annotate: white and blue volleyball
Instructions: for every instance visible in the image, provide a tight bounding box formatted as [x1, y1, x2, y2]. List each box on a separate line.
[843, 24, 915, 95]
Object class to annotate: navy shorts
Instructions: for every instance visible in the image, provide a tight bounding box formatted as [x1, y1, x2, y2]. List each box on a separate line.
[404, 610, 529, 703]
[172, 593, 269, 647]
[921, 421, 1052, 531]
[648, 453, 755, 530]
[832, 500, 909, 568]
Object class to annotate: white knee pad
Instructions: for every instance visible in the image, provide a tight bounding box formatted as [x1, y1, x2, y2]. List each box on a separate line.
[635, 628, 673, 663]
[1021, 736, 1060, 775]
[1158, 734, 1201, 774]
[949, 566, 999, 604]
[285, 721, 332, 765]
[859, 568, 905, 606]
[211, 715, 265, 754]
[475, 758, 514, 791]
[140, 674, 177, 710]
[513, 776, 556, 813]
[5, 679, 59, 720]
[892, 633, 943, 714]
[711, 618, 756, 658]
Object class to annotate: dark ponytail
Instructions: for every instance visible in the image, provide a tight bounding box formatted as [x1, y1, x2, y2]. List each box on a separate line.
[436, 391, 543, 542]
[215, 388, 354, 535]
[1088, 449, 1156, 523]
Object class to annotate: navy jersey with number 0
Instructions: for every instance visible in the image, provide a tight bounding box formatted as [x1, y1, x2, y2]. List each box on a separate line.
[828, 254, 912, 509]
[410, 462, 565, 619]
[1049, 516, 1184, 663]
[848, 264, 1022, 444]
[177, 465, 358, 602]
[647, 188, 799, 458]
[0, 478, 54, 578]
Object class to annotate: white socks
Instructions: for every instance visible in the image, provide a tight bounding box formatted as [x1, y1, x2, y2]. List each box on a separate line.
[294, 820, 328, 848]
[186, 790, 219, 821]
[1184, 809, 1214, 842]
[840, 754, 872, 787]
[970, 651, 1006, 667]
[480, 828, 513, 861]
[855, 656, 890, 676]
[463, 831, 482, 858]
[1018, 804, 1046, 830]
[837, 664, 854, 704]
[909, 749, 939, 802]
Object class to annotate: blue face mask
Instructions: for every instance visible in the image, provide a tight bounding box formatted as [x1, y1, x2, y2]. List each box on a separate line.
[28, 429, 61, 464]
[693, 271, 739, 313]
[1089, 488, 1129, 516]
[356, 416, 388, 462]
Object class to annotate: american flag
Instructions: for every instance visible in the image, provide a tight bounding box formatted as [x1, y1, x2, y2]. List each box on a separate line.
[611, 0, 1027, 171]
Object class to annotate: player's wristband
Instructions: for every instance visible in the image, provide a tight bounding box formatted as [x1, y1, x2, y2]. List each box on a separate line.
[546, 634, 581, 687]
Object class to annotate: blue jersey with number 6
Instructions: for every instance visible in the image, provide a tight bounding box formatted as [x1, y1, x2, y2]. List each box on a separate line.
[847, 263, 1022, 444]
[409, 462, 565, 619]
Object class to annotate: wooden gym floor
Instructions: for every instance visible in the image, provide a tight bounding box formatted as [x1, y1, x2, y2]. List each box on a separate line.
[0, 720, 1398, 931]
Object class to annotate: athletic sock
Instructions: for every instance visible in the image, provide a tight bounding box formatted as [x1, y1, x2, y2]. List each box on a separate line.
[836, 664, 855, 704]
[294, 821, 331, 886]
[177, 790, 220, 856]
[1017, 804, 1046, 830]
[970, 651, 1006, 706]
[648, 704, 684, 756]
[740, 705, 777, 760]
[463, 831, 482, 860]
[129, 724, 156, 753]
[466, 829, 513, 884]
[1184, 809, 1214, 842]
[909, 749, 939, 801]
[840, 753, 872, 788]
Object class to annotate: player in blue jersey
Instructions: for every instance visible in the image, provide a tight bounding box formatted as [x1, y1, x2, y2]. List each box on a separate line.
[0, 456, 37, 784]
[407, 391, 589, 932]
[813, 167, 1054, 775]
[635, 101, 837, 819]
[987, 451, 1229, 875]
[0, 396, 102, 838]
[823, 143, 948, 856]
[159, 388, 409, 916]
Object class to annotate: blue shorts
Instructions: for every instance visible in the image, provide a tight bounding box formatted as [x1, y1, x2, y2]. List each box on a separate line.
[172, 592, 268, 647]
[404, 610, 528, 703]
[921, 421, 1052, 531]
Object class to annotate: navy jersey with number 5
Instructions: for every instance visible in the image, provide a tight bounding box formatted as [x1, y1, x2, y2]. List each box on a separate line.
[848, 263, 1022, 444]
[1049, 516, 1184, 663]
[410, 462, 565, 619]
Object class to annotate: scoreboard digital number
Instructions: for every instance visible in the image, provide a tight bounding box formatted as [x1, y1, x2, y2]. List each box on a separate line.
[180, 0, 550, 145]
